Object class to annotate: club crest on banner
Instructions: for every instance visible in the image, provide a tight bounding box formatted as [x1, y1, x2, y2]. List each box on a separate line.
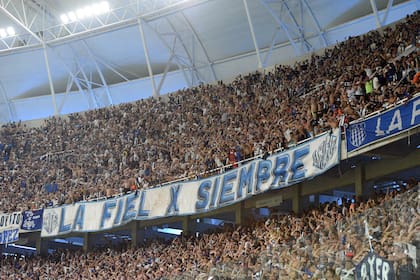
[312, 132, 338, 170]
[21, 209, 43, 231]
[22, 211, 36, 230]
[349, 122, 366, 148]
[43, 211, 59, 234]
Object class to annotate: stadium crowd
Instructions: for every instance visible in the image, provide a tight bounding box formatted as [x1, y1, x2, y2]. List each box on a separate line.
[0, 12, 420, 212]
[0, 178, 419, 279]
[0, 12, 419, 213]
[0, 5, 418, 280]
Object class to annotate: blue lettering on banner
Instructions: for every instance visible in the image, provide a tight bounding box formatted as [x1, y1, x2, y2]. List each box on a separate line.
[210, 177, 220, 207]
[123, 193, 137, 222]
[256, 160, 272, 192]
[101, 200, 116, 229]
[40, 129, 340, 237]
[166, 185, 181, 215]
[137, 191, 150, 217]
[113, 199, 123, 226]
[196, 180, 211, 210]
[0, 228, 19, 244]
[237, 162, 255, 199]
[291, 146, 309, 181]
[74, 205, 85, 230]
[347, 94, 420, 152]
[219, 170, 237, 205]
[272, 154, 289, 188]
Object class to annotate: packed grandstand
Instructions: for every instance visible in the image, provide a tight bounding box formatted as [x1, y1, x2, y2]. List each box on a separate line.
[0, 4, 419, 280]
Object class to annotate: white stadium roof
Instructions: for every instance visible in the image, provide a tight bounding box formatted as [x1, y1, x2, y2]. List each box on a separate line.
[0, 0, 418, 123]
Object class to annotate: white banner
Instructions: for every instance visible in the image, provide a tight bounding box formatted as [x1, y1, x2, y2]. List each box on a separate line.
[42, 129, 340, 237]
[0, 212, 22, 243]
[0, 212, 22, 231]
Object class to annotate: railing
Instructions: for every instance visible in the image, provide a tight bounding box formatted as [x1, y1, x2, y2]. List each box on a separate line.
[349, 91, 420, 125]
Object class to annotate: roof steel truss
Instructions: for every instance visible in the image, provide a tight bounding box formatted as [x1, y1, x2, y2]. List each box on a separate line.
[0, 0, 212, 54]
[259, 0, 329, 58]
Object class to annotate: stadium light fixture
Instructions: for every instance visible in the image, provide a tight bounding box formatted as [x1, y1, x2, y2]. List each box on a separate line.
[84, 6, 93, 17]
[6, 27, 15, 36]
[68, 11, 77, 22]
[0, 27, 15, 38]
[76, 9, 86, 19]
[60, 14, 69, 24]
[60, 1, 110, 24]
[0, 29, 6, 38]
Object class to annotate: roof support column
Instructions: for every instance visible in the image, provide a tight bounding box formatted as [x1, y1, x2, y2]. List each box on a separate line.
[282, 0, 312, 52]
[165, 18, 202, 85]
[369, 0, 382, 28]
[180, 12, 217, 81]
[263, 29, 280, 67]
[52, 46, 100, 110]
[138, 19, 158, 98]
[81, 41, 114, 105]
[259, 0, 300, 55]
[243, 0, 262, 68]
[0, 81, 14, 122]
[143, 21, 192, 88]
[301, 0, 328, 47]
[157, 54, 174, 94]
[381, 0, 394, 25]
[76, 64, 100, 109]
[42, 45, 58, 116]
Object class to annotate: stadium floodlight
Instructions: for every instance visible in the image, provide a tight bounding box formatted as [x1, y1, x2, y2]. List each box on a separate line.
[92, 3, 102, 15]
[6, 27, 15, 36]
[99, 1, 110, 13]
[76, 9, 86, 20]
[0, 29, 6, 38]
[84, 6, 93, 17]
[68, 12, 77, 22]
[60, 14, 69, 24]
[60, 1, 110, 24]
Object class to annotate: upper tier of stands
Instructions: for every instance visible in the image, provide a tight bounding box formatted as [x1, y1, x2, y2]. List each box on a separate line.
[0, 12, 419, 213]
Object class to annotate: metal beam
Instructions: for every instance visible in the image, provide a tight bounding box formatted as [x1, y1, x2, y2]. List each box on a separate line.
[57, 75, 73, 114]
[157, 53, 175, 95]
[369, 0, 382, 28]
[262, 28, 280, 67]
[0, 0, 212, 54]
[81, 40, 114, 105]
[0, 3, 43, 44]
[0, 0, 61, 116]
[75, 61, 100, 109]
[281, 0, 312, 52]
[42, 46, 58, 116]
[301, 0, 328, 47]
[381, 0, 394, 25]
[260, 0, 300, 55]
[51, 47, 99, 109]
[0, 81, 14, 122]
[144, 21, 192, 88]
[180, 12, 217, 81]
[138, 19, 158, 98]
[165, 17, 203, 85]
[243, 0, 262, 68]
[94, 58, 134, 82]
